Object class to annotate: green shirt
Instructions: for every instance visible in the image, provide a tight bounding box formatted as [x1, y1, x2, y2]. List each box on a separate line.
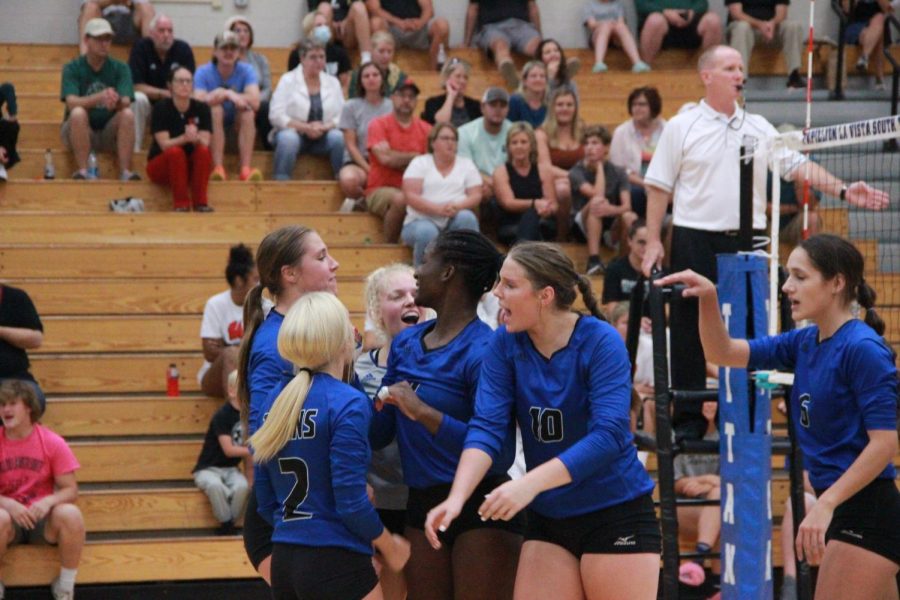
[61, 55, 134, 130]
[457, 117, 513, 177]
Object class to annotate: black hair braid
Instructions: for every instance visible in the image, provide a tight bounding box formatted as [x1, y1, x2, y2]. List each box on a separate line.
[432, 230, 503, 302]
[857, 280, 886, 337]
[576, 274, 606, 321]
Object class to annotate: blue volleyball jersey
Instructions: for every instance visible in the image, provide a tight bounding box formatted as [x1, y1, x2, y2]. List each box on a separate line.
[255, 373, 384, 555]
[465, 316, 655, 519]
[747, 319, 898, 490]
[247, 310, 292, 437]
[372, 318, 515, 489]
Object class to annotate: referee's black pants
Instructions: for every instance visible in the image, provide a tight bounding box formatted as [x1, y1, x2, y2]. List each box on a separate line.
[669, 226, 747, 439]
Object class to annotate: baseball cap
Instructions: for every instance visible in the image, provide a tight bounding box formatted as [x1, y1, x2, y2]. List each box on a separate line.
[214, 30, 241, 49]
[394, 76, 421, 95]
[482, 87, 510, 104]
[84, 18, 114, 38]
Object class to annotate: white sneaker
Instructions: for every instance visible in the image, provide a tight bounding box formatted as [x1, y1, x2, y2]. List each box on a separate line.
[51, 577, 75, 600]
[339, 197, 358, 213]
[0, 163, 7, 182]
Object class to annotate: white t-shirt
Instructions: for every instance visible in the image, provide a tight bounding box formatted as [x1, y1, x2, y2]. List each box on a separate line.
[644, 100, 806, 231]
[402, 154, 482, 228]
[196, 290, 247, 383]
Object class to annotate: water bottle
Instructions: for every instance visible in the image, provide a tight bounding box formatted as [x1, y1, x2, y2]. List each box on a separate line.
[43, 149, 55, 180]
[166, 363, 180, 397]
[437, 43, 447, 72]
[87, 151, 99, 180]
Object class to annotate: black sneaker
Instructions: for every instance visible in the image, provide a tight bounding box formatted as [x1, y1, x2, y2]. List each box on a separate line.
[215, 520, 237, 536]
[586, 258, 605, 276]
[786, 69, 806, 89]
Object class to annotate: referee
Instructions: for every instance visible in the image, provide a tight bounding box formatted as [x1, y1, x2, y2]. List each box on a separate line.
[641, 45, 888, 438]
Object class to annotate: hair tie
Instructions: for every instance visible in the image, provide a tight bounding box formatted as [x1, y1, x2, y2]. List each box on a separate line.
[858, 277, 867, 289]
[297, 367, 315, 377]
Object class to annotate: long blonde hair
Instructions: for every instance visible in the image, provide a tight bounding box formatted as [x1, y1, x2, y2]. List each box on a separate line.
[541, 86, 583, 148]
[250, 292, 354, 462]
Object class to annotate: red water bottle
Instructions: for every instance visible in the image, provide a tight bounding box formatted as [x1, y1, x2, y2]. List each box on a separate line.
[166, 363, 180, 397]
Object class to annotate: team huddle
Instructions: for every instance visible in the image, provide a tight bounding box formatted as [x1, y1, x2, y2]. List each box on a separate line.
[229, 224, 898, 600]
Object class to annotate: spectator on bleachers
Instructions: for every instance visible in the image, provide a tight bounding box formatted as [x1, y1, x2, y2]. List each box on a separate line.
[198, 245, 259, 396]
[337, 62, 393, 204]
[421, 58, 481, 127]
[146, 66, 213, 212]
[0, 284, 45, 412]
[457, 87, 512, 209]
[348, 31, 406, 97]
[227, 16, 274, 150]
[726, 0, 805, 87]
[582, 0, 651, 72]
[355, 263, 427, 600]
[400, 123, 481, 265]
[129, 14, 196, 153]
[535, 85, 583, 239]
[0, 380, 84, 600]
[465, 0, 543, 89]
[364, 76, 431, 243]
[673, 399, 721, 590]
[309, 0, 374, 64]
[62, 18, 138, 181]
[192, 370, 250, 536]
[270, 39, 345, 180]
[492, 122, 559, 245]
[603, 218, 649, 310]
[366, 0, 450, 71]
[535, 38, 582, 98]
[844, 0, 890, 87]
[569, 124, 635, 275]
[0, 82, 19, 182]
[194, 31, 261, 182]
[507, 60, 548, 128]
[78, 0, 155, 54]
[292, 11, 353, 91]
[637, 0, 723, 65]
[609, 86, 666, 220]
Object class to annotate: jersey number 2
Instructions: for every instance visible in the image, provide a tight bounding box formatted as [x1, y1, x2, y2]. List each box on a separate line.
[529, 407, 564, 442]
[278, 457, 313, 521]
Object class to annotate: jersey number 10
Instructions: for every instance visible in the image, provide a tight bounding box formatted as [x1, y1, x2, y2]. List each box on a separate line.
[529, 407, 564, 443]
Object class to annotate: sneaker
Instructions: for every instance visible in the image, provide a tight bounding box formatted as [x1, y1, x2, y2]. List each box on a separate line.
[567, 56, 582, 77]
[0, 164, 7, 182]
[109, 198, 130, 212]
[210, 165, 227, 181]
[678, 562, 706, 587]
[50, 577, 74, 600]
[120, 170, 141, 181]
[194, 204, 215, 213]
[125, 197, 145, 212]
[592, 61, 608, 74]
[174, 206, 190, 212]
[239, 167, 262, 182]
[215, 520, 237, 536]
[632, 61, 651, 73]
[339, 197, 358, 213]
[72, 170, 88, 180]
[586, 258, 605, 276]
[855, 55, 868, 73]
[786, 69, 806, 89]
[499, 60, 519, 89]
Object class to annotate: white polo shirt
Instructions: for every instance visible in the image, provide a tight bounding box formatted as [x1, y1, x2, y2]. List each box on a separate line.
[645, 100, 806, 232]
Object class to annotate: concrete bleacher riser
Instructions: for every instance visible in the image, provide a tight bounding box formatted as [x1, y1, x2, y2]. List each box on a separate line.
[2, 38, 898, 590]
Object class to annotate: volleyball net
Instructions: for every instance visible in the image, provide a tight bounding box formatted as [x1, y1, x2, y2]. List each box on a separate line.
[765, 115, 900, 341]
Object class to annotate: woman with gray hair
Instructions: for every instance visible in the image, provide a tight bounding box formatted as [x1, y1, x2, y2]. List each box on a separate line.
[269, 39, 345, 180]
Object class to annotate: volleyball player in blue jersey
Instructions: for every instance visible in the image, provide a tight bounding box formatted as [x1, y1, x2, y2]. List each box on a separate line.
[426, 242, 661, 600]
[251, 292, 410, 600]
[373, 230, 522, 600]
[236, 225, 340, 584]
[656, 234, 899, 600]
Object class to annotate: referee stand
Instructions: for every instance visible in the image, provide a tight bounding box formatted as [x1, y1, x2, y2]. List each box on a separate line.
[628, 140, 813, 599]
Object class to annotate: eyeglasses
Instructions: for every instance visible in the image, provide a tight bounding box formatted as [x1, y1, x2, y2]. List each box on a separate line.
[436, 135, 457, 142]
[172, 77, 193, 85]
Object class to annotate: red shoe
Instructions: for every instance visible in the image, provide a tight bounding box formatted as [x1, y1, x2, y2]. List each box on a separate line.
[679, 562, 706, 587]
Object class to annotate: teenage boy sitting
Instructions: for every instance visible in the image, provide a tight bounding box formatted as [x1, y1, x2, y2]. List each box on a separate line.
[0, 380, 84, 600]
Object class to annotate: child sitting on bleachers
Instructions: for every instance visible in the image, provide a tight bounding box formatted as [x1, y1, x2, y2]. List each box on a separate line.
[192, 370, 250, 536]
[0, 379, 84, 600]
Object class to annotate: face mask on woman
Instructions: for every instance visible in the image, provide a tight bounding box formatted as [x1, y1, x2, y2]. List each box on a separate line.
[312, 25, 331, 45]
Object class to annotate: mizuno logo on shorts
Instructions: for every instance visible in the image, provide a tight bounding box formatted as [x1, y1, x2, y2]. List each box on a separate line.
[614, 535, 636, 546]
[840, 529, 863, 540]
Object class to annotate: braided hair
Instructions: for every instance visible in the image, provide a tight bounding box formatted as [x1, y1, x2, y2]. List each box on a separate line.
[430, 230, 503, 303]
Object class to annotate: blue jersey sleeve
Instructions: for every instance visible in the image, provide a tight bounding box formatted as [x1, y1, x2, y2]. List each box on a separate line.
[464, 330, 515, 462]
[331, 394, 385, 542]
[254, 462, 277, 526]
[747, 329, 802, 372]
[556, 330, 634, 485]
[845, 337, 899, 431]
